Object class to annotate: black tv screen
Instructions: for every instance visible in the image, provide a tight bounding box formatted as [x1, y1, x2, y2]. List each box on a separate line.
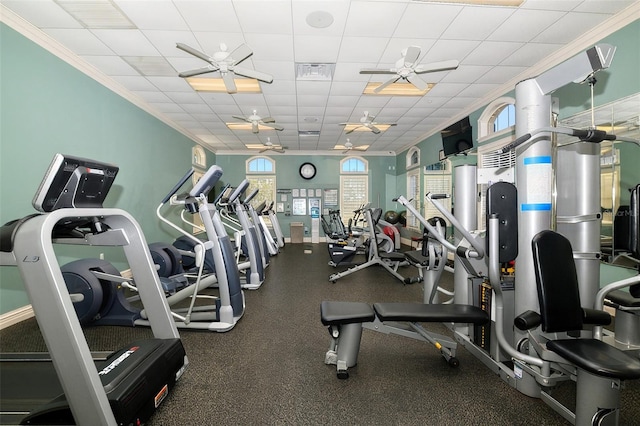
[441, 117, 472, 157]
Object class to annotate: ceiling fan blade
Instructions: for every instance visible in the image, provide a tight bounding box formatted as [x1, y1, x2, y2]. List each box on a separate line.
[261, 122, 284, 131]
[369, 125, 381, 134]
[260, 117, 276, 123]
[176, 43, 211, 63]
[360, 68, 397, 75]
[373, 76, 400, 93]
[406, 73, 429, 91]
[233, 66, 274, 83]
[252, 122, 259, 133]
[228, 44, 253, 65]
[355, 145, 369, 151]
[404, 46, 421, 67]
[178, 66, 217, 78]
[232, 115, 251, 123]
[415, 59, 460, 74]
[222, 72, 237, 93]
[345, 126, 361, 134]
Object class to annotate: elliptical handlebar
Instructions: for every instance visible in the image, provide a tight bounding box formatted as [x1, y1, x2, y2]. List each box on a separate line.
[189, 165, 223, 198]
[161, 168, 194, 205]
[228, 179, 249, 204]
[498, 126, 621, 154]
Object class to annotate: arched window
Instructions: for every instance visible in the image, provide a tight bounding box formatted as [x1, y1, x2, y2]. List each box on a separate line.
[245, 156, 276, 210]
[341, 157, 367, 173]
[247, 156, 275, 173]
[477, 97, 516, 139]
[406, 147, 420, 169]
[340, 157, 368, 223]
[192, 145, 206, 168]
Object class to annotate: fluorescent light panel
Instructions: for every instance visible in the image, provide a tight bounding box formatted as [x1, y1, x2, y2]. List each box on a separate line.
[55, 0, 135, 28]
[226, 123, 277, 131]
[186, 78, 262, 93]
[123, 56, 176, 76]
[363, 82, 433, 96]
[245, 144, 283, 149]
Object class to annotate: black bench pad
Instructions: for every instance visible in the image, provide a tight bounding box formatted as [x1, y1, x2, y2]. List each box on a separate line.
[404, 250, 430, 266]
[547, 338, 640, 380]
[321, 301, 375, 326]
[606, 289, 640, 308]
[373, 302, 489, 325]
[379, 251, 406, 261]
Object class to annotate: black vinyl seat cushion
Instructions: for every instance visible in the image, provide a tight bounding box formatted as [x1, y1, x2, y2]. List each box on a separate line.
[547, 338, 640, 380]
[320, 301, 375, 326]
[373, 302, 489, 325]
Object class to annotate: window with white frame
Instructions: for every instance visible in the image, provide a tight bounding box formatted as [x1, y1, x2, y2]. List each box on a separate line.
[406, 147, 420, 169]
[406, 168, 421, 229]
[340, 157, 368, 224]
[424, 161, 452, 227]
[246, 156, 276, 213]
[477, 97, 516, 139]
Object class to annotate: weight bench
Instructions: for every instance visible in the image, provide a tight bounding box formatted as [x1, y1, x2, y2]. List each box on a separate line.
[320, 300, 489, 379]
[604, 285, 640, 348]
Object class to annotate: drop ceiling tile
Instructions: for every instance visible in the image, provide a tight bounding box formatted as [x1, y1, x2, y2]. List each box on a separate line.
[149, 102, 184, 113]
[326, 107, 358, 118]
[487, 9, 566, 43]
[173, 0, 240, 32]
[91, 29, 160, 56]
[297, 95, 329, 107]
[330, 81, 368, 97]
[252, 60, 296, 82]
[532, 12, 612, 44]
[263, 94, 297, 106]
[475, 65, 527, 84]
[1, 1, 82, 28]
[165, 92, 205, 104]
[441, 6, 515, 41]
[294, 35, 341, 63]
[394, 3, 462, 39]
[243, 34, 294, 62]
[427, 82, 469, 97]
[143, 30, 200, 57]
[442, 65, 493, 84]
[499, 42, 561, 67]
[423, 39, 481, 64]
[296, 81, 331, 96]
[573, 0, 635, 13]
[132, 90, 171, 103]
[333, 62, 377, 82]
[463, 41, 524, 66]
[43, 29, 112, 55]
[343, 1, 406, 38]
[111, 75, 158, 91]
[82, 55, 138, 75]
[338, 37, 388, 63]
[379, 39, 437, 65]
[267, 106, 298, 117]
[193, 33, 247, 56]
[114, 1, 188, 30]
[146, 76, 193, 91]
[291, 1, 350, 36]
[356, 97, 391, 108]
[234, 1, 293, 35]
[297, 106, 326, 117]
[520, 1, 581, 11]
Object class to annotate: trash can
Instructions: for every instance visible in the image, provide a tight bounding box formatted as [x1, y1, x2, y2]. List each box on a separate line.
[290, 222, 304, 243]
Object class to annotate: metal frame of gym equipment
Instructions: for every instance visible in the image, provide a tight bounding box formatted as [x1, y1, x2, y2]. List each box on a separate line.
[321, 44, 640, 425]
[146, 165, 246, 331]
[254, 200, 280, 255]
[264, 200, 286, 248]
[217, 180, 265, 289]
[0, 155, 187, 425]
[328, 206, 414, 284]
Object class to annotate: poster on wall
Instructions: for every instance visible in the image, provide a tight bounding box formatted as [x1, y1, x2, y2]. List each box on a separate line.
[324, 189, 338, 209]
[292, 198, 306, 215]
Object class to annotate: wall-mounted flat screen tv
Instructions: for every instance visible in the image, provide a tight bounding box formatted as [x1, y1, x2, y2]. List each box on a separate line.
[441, 117, 473, 157]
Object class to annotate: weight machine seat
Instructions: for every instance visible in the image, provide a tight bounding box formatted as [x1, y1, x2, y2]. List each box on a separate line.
[546, 338, 640, 380]
[321, 301, 375, 326]
[373, 302, 489, 325]
[532, 230, 640, 381]
[606, 288, 640, 309]
[404, 250, 430, 266]
[379, 251, 406, 262]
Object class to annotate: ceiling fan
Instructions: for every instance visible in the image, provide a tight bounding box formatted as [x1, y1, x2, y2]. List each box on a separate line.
[176, 42, 273, 94]
[334, 139, 369, 154]
[360, 46, 459, 93]
[231, 110, 284, 133]
[259, 138, 286, 153]
[340, 111, 396, 134]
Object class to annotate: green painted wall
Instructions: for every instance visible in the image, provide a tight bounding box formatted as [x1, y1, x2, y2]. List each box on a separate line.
[214, 154, 396, 235]
[0, 24, 210, 314]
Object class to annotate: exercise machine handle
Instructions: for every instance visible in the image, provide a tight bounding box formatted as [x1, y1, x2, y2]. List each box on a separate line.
[498, 126, 620, 154]
[228, 179, 249, 203]
[161, 168, 194, 205]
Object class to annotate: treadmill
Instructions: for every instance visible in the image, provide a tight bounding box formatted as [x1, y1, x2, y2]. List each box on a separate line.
[0, 154, 188, 425]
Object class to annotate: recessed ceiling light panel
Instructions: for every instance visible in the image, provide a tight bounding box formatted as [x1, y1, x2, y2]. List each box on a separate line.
[55, 0, 136, 29]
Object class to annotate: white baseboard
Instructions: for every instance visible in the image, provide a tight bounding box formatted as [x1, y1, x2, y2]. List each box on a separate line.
[0, 305, 35, 330]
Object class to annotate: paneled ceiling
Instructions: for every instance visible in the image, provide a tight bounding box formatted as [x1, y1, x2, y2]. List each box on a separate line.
[1, 0, 637, 154]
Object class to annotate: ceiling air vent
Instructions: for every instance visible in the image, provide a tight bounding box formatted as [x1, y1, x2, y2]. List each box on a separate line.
[295, 63, 335, 81]
[298, 131, 320, 138]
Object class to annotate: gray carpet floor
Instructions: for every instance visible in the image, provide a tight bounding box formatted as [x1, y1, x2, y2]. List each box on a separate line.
[1, 243, 639, 425]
